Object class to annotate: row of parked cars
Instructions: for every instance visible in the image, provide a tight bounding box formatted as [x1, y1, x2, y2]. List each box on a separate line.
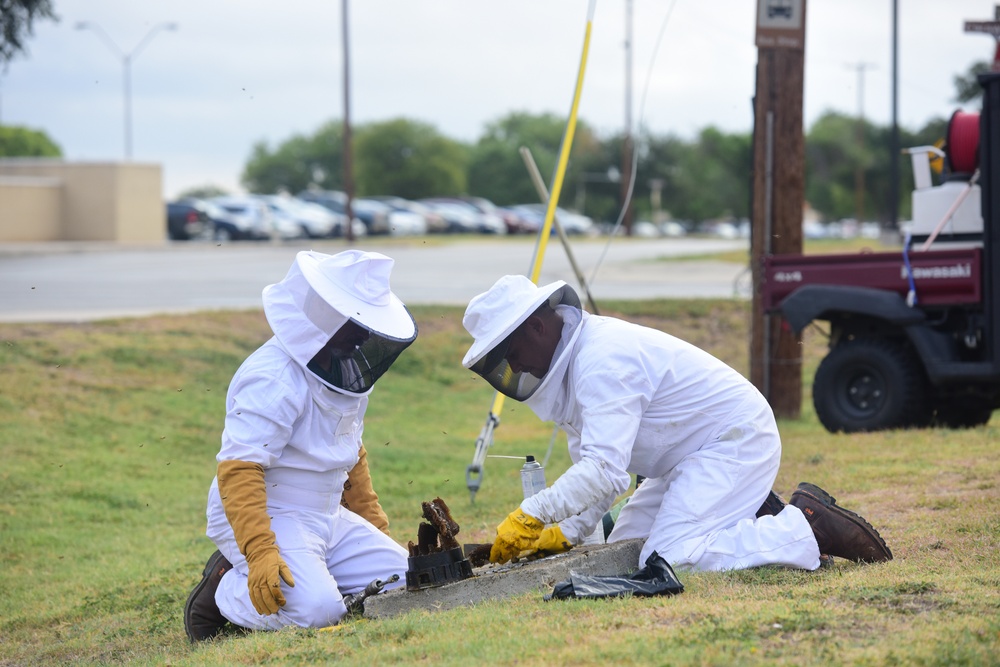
[165, 191, 597, 242]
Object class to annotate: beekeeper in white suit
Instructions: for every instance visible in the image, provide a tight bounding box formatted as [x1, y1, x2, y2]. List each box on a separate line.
[184, 250, 417, 642]
[462, 275, 893, 573]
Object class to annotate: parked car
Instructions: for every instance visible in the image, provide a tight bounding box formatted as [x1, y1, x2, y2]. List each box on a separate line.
[368, 196, 448, 234]
[460, 196, 527, 234]
[659, 220, 688, 238]
[355, 198, 425, 236]
[208, 195, 275, 241]
[298, 190, 390, 235]
[255, 195, 341, 239]
[417, 199, 480, 233]
[420, 198, 506, 234]
[166, 200, 212, 240]
[506, 203, 595, 236]
[501, 205, 544, 234]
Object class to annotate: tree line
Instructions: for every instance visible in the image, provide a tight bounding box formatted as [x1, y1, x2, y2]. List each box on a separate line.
[236, 109, 950, 226]
[0, 107, 957, 226]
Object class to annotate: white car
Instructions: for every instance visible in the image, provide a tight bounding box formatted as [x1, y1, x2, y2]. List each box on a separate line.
[209, 195, 276, 240]
[256, 195, 340, 239]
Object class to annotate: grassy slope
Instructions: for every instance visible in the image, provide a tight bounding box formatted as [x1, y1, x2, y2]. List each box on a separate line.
[0, 301, 997, 666]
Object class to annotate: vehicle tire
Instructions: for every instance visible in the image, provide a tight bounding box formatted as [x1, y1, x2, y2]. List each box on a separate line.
[932, 402, 993, 429]
[813, 337, 929, 433]
[213, 226, 234, 242]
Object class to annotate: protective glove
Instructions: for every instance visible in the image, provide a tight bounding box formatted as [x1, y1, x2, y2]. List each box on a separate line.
[341, 444, 391, 535]
[217, 459, 295, 616]
[534, 524, 573, 555]
[490, 508, 545, 564]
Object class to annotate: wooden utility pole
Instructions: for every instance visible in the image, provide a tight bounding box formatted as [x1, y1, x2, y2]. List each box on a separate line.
[750, 0, 806, 418]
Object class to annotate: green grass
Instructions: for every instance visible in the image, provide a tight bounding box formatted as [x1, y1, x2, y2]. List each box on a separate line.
[1, 302, 997, 666]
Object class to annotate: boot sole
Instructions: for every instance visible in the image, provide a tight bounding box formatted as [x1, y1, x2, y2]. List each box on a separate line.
[184, 551, 230, 643]
[791, 488, 893, 562]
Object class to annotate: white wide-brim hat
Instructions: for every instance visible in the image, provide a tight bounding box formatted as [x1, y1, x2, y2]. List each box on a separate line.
[263, 250, 415, 367]
[462, 275, 578, 369]
[296, 249, 413, 339]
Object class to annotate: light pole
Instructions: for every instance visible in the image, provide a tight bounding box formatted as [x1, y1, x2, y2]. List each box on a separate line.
[75, 20, 177, 160]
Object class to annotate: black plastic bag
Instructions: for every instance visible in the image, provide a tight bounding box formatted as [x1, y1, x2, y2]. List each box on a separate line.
[545, 551, 684, 600]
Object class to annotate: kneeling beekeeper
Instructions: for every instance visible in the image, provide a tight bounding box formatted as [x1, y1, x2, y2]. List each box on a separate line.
[184, 250, 417, 642]
[462, 275, 893, 572]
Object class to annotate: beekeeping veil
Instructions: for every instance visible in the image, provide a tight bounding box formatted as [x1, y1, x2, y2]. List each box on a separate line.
[462, 275, 580, 401]
[263, 250, 417, 395]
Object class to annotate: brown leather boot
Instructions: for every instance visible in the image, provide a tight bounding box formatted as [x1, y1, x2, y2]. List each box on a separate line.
[755, 490, 787, 518]
[790, 483, 893, 563]
[184, 550, 234, 642]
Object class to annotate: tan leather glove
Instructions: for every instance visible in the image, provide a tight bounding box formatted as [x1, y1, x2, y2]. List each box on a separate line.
[217, 459, 295, 616]
[340, 444, 391, 535]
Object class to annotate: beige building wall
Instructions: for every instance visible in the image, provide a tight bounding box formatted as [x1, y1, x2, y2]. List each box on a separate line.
[0, 176, 63, 241]
[0, 159, 164, 243]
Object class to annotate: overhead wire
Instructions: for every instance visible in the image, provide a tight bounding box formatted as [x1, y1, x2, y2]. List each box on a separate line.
[588, 0, 680, 287]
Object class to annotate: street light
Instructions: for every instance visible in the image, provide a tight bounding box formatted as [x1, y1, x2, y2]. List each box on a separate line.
[75, 20, 177, 160]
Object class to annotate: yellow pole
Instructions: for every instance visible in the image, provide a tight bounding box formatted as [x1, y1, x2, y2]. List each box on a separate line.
[467, 1, 598, 501]
[531, 0, 597, 284]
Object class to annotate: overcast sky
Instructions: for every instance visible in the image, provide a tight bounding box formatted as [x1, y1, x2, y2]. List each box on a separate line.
[1, 0, 994, 199]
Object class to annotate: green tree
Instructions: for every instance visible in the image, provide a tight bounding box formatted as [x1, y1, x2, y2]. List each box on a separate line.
[241, 121, 344, 194]
[0, 0, 56, 65]
[640, 127, 751, 224]
[353, 118, 468, 198]
[805, 111, 866, 221]
[803, 111, 949, 224]
[467, 111, 601, 206]
[0, 124, 61, 156]
[176, 184, 229, 200]
[953, 60, 992, 105]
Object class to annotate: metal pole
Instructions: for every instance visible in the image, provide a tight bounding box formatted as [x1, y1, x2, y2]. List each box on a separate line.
[76, 21, 176, 161]
[889, 0, 900, 230]
[124, 55, 132, 160]
[763, 111, 774, 400]
[342, 0, 355, 242]
[620, 0, 635, 235]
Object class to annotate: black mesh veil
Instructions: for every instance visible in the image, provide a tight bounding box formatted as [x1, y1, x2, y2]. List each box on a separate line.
[467, 286, 580, 401]
[307, 315, 417, 394]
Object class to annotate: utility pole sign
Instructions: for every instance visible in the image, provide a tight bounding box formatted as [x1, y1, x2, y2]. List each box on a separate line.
[964, 6, 1000, 71]
[750, 0, 806, 418]
[755, 0, 805, 50]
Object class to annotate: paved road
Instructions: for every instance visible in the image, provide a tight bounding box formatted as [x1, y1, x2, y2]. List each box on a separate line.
[0, 236, 750, 323]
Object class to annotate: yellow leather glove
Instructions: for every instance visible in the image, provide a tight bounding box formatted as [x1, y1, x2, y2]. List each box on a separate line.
[490, 508, 545, 564]
[534, 525, 573, 555]
[217, 459, 295, 616]
[341, 445, 391, 535]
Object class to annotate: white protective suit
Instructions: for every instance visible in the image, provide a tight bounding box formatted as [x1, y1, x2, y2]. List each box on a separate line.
[465, 277, 821, 572]
[204, 250, 412, 631]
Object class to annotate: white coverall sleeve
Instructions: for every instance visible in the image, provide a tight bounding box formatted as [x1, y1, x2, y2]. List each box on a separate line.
[521, 457, 620, 527]
[556, 491, 616, 544]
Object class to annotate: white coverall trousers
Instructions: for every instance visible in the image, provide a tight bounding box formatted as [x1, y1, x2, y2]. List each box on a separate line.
[607, 399, 821, 571]
[205, 479, 408, 631]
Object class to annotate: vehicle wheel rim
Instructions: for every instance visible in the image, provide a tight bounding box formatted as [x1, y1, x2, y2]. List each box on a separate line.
[842, 368, 886, 416]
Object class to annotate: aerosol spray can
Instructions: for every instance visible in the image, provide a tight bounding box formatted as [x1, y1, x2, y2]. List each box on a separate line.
[520, 455, 546, 500]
